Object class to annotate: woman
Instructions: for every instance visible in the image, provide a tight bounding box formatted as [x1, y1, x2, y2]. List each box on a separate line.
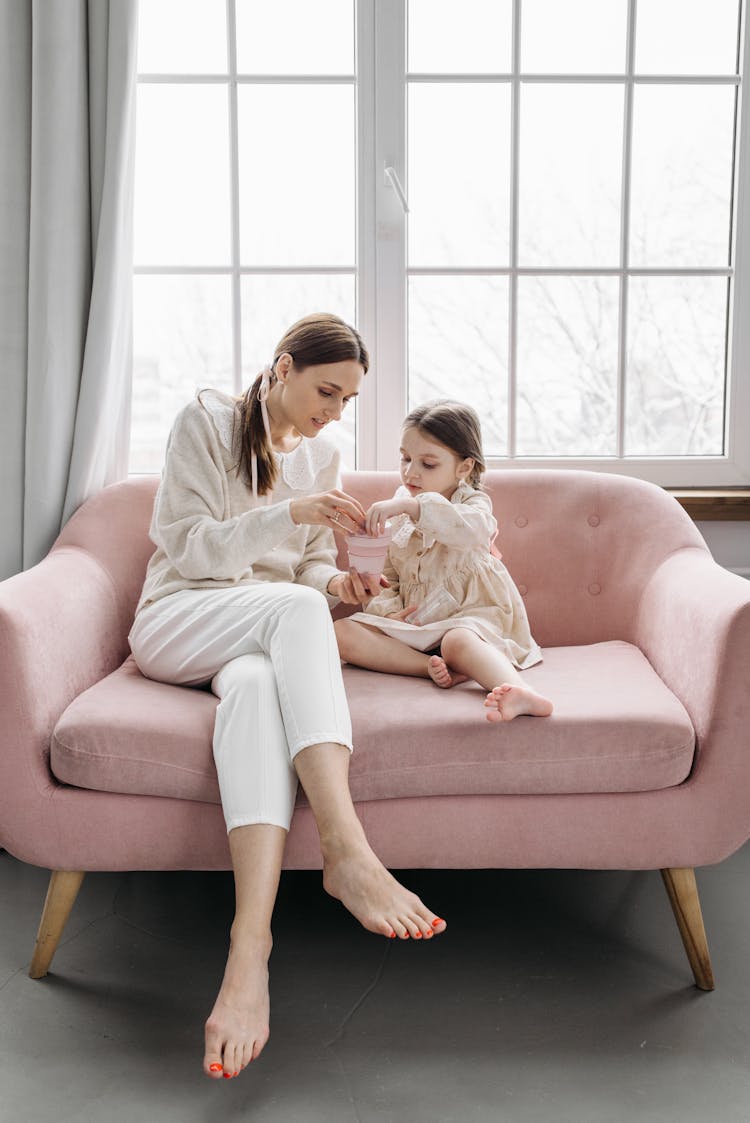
[128, 313, 446, 1081]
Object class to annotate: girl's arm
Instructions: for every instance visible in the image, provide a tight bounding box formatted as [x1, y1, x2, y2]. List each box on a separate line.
[152, 402, 299, 580]
[364, 489, 419, 535]
[415, 490, 498, 550]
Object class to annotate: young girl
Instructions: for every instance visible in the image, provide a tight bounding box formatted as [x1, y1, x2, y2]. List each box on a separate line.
[334, 400, 553, 722]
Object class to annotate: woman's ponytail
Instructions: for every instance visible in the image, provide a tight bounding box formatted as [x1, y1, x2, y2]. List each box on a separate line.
[235, 368, 279, 496]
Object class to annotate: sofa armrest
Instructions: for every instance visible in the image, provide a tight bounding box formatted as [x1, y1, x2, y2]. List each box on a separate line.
[0, 545, 132, 842]
[634, 546, 750, 782]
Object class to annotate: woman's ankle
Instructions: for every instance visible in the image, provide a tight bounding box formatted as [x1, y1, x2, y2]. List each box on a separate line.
[319, 820, 371, 865]
[229, 922, 273, 959]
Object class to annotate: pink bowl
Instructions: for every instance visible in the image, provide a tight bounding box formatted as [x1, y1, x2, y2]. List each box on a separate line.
[345, 523, 393, 576]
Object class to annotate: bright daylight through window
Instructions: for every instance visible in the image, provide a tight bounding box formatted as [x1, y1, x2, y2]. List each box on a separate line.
[132, 0, 749, 485]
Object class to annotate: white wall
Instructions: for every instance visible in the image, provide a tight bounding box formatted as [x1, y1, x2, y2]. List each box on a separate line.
[696, 522, 750, 578]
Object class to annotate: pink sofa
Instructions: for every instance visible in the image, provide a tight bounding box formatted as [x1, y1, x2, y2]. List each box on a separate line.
[2, 469, 749, 990]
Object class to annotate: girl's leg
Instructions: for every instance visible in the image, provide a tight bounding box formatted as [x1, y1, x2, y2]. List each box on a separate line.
[334, 618, 433, 677]
[335, 618, 465, 687]
[439, 627, 553, 720]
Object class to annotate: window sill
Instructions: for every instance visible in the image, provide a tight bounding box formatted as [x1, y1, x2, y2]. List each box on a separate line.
[668, 489, 750, 521]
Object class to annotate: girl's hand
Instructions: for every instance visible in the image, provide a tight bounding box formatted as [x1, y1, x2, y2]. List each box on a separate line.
[364, 496, 419, 536]
[328, 570, 389, 605]
[290, 489, 366, 535]
[385, 605, 418, 621]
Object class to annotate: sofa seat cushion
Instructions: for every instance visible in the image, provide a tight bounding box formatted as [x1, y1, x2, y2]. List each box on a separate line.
[51, 641, 695, 804]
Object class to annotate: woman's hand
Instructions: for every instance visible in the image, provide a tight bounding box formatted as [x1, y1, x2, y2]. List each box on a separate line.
[290, 489, 366, 535]
[364, 495, 419, 536]
[328, 570, 389, 605]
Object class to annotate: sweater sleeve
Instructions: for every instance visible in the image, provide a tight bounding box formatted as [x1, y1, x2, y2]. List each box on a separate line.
[294, 522, 342, 605]
[151, 401, 298, 580]
[415, 489, 497, 551]
[292, 443, 346, 606]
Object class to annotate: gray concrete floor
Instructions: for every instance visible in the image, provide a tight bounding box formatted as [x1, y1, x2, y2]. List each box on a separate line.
[1, 846, 749, 1123]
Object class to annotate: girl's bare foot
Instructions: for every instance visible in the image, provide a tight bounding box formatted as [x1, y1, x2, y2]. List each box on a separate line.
[427, 655, 468, 689]
[484, 683, 554, 722]
[322, 838, 447, 941]
[203, 932, 272, 1080]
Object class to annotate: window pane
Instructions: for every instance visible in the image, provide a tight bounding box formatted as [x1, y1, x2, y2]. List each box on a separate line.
[519, 84, 623, 267]
[236, 0, 354, 74]
[409, 84, 511, 267]
[241, 275, 357, 465]
[630, 85, 735, 268]
[137, 0, 227, 74]
[626, 277, 726, 456]
[516, 276, 619, 455]
[522, 0, 628, 74]
[238, 86, 355, 267]
[635, 0, 740, 75]
[131, 275, 233, 473]
[409, 276, 508, 456]
[408, 0, 512, 74]
[135, 85, 231, 265]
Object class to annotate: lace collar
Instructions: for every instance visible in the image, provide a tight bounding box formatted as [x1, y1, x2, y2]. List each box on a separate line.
[198, 388, 337, 491]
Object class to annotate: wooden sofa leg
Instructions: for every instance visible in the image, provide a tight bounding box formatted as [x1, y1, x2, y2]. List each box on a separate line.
[29, 870, 86, 979]
[660, 867, 715, 991]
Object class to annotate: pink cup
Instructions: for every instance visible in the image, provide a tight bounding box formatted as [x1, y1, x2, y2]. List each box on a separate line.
[345, 522, 393, 576]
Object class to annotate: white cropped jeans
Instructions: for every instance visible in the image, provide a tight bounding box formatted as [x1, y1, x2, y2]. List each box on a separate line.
[128, 583, 353, 833]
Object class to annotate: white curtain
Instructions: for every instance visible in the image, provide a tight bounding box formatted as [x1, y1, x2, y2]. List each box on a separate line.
[0, 0, 138, 579]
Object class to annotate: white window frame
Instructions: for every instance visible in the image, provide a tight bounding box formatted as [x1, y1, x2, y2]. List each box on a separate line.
[134, 0, 359, 409]
[358, 0, 750, 485]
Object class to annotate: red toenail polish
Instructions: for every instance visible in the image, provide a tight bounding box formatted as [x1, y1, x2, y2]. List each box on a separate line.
[424, 929, 433, 937]
[209, 1064, 223, 1073]
[389, 930, 396, 938]
[223, 1073, 232, 1079]
[432, 918, 443, 927]
[414, 931, 422, 938]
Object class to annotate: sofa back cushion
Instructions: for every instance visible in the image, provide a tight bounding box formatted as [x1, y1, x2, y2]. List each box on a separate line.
[340, 469, 707, 648]
[53, 467, 707, 649]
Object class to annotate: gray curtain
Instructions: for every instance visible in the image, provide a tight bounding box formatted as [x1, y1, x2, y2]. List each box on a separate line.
[0, 0, 138, 579]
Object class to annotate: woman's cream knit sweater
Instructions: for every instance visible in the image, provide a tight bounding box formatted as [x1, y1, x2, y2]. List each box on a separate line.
[135, 389, 343, 615]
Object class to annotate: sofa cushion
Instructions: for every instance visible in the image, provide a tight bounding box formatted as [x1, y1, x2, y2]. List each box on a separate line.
[51, 641, 695, 803]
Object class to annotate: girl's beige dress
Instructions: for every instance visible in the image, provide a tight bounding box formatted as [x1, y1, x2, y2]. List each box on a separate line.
[348, 482, 542, 670]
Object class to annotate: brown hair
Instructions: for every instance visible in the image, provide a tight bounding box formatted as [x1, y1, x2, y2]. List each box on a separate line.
[235, 313, 369, 495]
[403, 399, 486, 488]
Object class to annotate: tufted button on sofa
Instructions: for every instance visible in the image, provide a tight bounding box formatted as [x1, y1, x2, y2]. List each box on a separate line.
[2, 468, 749, 992]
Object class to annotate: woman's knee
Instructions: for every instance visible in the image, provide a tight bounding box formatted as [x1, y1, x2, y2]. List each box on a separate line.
[212, 652, 276, 703]
[279, 583, 330, 628]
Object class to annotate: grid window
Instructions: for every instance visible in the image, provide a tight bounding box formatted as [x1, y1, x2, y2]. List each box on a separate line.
[400, 0, 747, 480]
[132, 0, 357, 473]
[133, 0, 750, 486]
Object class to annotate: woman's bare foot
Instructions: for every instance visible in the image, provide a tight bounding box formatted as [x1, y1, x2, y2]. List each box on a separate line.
[203, 931, 272, 1080]
[322, 838, 447, 941]
[427, 655, 468, 689]
[484, 683, 554, 722]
